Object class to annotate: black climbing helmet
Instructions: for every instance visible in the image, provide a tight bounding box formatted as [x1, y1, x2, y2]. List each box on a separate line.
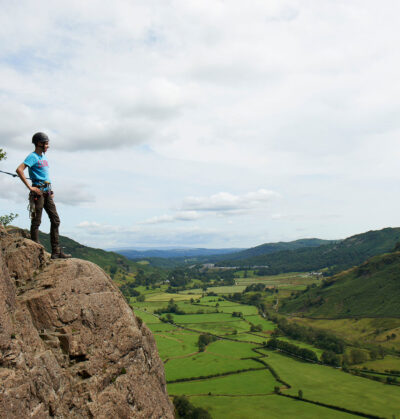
[32, 132, 49, 145]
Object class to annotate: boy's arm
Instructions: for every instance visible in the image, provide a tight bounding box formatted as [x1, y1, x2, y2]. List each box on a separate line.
[16, 163, 42, 195]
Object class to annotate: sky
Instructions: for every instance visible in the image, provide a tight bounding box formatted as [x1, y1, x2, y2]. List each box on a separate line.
[1, 0, 400, 249]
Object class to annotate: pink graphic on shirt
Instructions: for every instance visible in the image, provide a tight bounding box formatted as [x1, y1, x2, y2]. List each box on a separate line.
[37, 160, 49, 168]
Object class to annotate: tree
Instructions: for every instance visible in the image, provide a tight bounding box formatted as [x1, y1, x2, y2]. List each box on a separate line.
[198, 334, 217, 352]
[250, 323, 262, 332]
[168, 269, 189, 287]
[0, 213, 18, 227]
[349, 348, 368, 365]
[321, 350, 340, 367]
[173, 395, 211, 419]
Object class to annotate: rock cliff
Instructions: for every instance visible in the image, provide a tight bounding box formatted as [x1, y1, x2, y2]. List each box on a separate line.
[0, 226, 174, 418]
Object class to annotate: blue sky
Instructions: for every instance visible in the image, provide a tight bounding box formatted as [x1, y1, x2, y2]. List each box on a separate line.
[1, 0, 400, 248]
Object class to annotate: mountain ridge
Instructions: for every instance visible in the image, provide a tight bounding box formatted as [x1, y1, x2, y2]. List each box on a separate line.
[215, 227, 400, 273]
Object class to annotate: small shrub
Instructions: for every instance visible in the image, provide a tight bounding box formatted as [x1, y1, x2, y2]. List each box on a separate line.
[0, 213, 18, 227]
[136, 316, 143, 328]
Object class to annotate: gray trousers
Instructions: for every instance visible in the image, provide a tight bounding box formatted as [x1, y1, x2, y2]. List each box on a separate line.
[30, 191, 60, 253]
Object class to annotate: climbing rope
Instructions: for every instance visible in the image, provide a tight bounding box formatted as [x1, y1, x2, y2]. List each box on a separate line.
[0, 169, 31, 180]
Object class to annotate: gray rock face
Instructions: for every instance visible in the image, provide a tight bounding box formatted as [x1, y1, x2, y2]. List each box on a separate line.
[0, 226, 174, 418]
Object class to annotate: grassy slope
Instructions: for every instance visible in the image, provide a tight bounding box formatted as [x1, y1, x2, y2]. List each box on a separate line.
[281, 251, 400, 318]
[287, 316, 400, 351]
[36, 230, 139, 272]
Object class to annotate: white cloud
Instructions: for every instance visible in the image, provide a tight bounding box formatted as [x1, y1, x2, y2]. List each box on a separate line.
[0, 174, 95, 207]
[75, 220, 226, 247]
[2, 1, 400, 247]
[77, 221, 138, 234]
[142, 211, 201, 224]
[180, 189, 279, 212]
[0, 174, 27, 203]
[54, 184, 95, 206]
[138, 189, 279, 227]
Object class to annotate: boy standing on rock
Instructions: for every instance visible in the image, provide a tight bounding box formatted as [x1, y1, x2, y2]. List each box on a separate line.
[16, 132, 71, 259]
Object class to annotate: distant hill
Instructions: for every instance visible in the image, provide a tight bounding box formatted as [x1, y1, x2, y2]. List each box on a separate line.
[133, 238, 336, 268]
[216, 238, 333, 261]
[113, 247, 244, 260]
[216, 227, 400, 274]
[280, 250, 400, 318]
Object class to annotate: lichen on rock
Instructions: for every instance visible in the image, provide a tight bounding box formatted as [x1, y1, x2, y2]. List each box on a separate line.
[0, 226, 174, 418]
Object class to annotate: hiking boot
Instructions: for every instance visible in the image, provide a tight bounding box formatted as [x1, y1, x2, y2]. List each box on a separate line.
[51, 251, 71, 259]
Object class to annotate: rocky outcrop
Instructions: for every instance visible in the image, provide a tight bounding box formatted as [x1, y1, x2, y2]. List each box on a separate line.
[0, 226, 174, 418]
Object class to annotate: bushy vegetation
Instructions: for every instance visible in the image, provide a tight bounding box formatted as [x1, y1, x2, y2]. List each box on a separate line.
[197, 334, 217, 352]
[0, 213, 18, 227]
[0, 149, 19, 227]
[173, 395, 212, 419]
[271, 317, 345, 354]
[266, 338, 318, 362]
[320, 351, 341, 367]
[155, 299, 186, 315]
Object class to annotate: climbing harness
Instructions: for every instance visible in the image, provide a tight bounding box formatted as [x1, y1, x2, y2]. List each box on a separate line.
[28, 181, 53, 219]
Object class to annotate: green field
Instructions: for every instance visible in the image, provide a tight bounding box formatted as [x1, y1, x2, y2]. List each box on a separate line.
[165, 352, 261, 381]
[182, 320, 250, 335]
[183, 286, 247, 294]
[168, 369, 278, 396]
[133, 309, 161, 324]
[129, 290, 400, 418]
[359, 355, 400, 372]
[146, 292, 202, 301]
[190, 395, 355, 419]
[132, 301, 168, 312]
[206, 339, 258, 359]
[171, 313, 235, 324]
[217, 304, 258, 315]
[261, 350, 400, 417]
[244, 315, 276, 331]
[147, 322, 178, 332]
[176, 301, 218, 313]
[229, 333, 269, 344]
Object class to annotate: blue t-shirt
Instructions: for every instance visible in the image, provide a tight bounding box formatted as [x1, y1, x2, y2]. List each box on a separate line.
[24, 152, 51, 185]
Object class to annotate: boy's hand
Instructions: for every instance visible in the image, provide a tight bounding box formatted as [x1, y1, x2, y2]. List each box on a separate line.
[31, 187, 42, 195]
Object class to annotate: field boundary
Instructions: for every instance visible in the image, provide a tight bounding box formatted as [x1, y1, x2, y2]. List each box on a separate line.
[166, 366, 267, 384]
[278, 393, 384, 419]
